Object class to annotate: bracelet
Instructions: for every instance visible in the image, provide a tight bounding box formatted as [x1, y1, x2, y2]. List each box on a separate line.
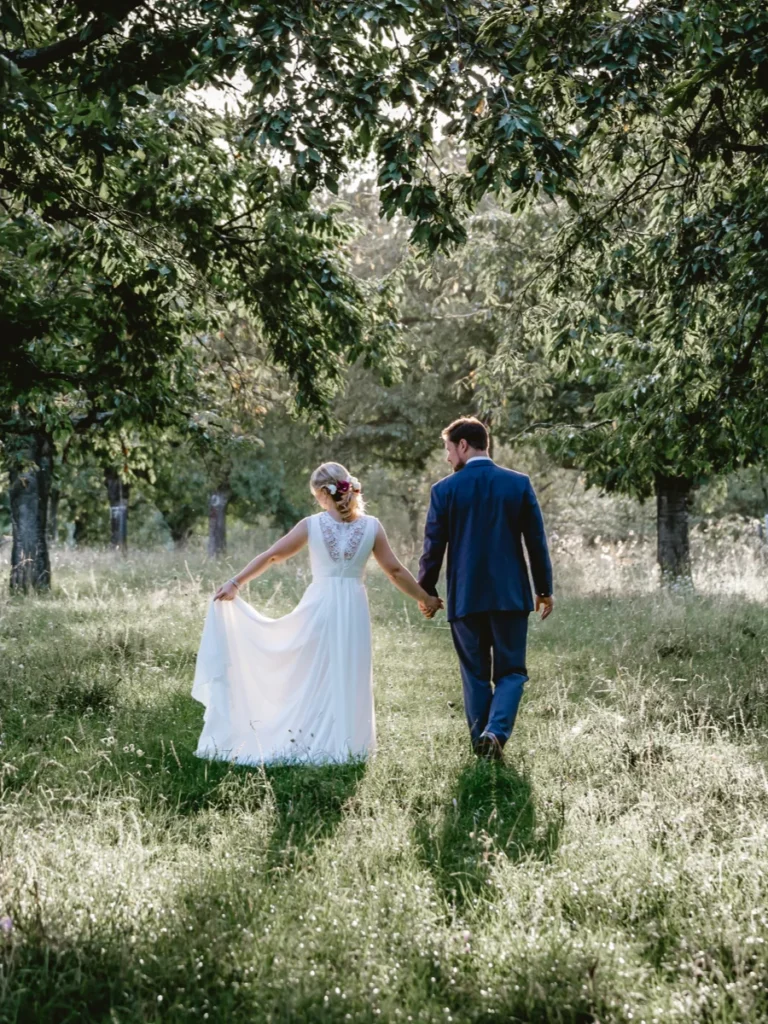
[228, 578, 240, 589]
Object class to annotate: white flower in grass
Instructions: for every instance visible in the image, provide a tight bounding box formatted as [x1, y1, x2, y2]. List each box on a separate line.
[0, 917, 12, 935]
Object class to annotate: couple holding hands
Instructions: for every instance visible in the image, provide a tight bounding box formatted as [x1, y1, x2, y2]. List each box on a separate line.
[193, 417, 553, 766]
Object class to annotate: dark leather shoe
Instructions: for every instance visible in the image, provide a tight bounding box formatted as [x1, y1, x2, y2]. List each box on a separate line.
[474, 732, 504, 762]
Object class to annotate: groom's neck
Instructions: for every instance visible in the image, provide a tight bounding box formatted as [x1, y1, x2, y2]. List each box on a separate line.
[458, 448, 490, 469]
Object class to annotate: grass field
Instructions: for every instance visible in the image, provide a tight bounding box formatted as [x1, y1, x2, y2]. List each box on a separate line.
[1, 538, 768, 1023]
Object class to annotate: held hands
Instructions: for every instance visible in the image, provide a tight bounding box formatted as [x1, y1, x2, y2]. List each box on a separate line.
[418, 594, 444, 619]
[213, 580, 239, 602]
[536, 594, 555, 620]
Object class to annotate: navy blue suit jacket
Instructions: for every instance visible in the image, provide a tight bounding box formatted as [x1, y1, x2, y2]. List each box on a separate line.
[418, 458, 553, 622]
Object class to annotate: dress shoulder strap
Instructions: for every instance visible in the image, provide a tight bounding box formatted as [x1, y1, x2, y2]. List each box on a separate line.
[306, 512, 321, 546]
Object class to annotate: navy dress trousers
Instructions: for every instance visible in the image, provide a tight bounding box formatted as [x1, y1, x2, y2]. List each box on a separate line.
[418, 457, 553, 746]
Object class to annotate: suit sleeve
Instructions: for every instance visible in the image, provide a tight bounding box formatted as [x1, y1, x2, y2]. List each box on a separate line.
[521, 478, 553, 597]
[418, 485, 448, 597]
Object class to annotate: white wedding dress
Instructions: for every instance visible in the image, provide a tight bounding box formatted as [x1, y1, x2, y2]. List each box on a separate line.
[192, 512, 379, 765]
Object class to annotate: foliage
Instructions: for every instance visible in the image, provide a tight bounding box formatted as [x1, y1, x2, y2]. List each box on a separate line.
[0, 96, 397, 446]
[2, 0, 422, 475]
[695, 465, 768, 521]
[328, 174, 482, 473]
[465, 2, 768, 497]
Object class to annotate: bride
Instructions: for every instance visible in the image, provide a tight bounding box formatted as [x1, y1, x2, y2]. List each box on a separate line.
[192, 462, 443, 765]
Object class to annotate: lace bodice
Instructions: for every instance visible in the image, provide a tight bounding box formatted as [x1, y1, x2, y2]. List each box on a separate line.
[309, 512, 377, 579]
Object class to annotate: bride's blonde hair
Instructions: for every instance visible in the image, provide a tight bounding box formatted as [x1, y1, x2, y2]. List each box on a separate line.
[310, 462, 365, 522]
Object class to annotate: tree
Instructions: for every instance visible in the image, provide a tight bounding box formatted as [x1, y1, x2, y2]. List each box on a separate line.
[449, 2, 768, 582]
[1, 85, 396, 587]
[143, 317, 317, 555]
[6, 431, 53, 591]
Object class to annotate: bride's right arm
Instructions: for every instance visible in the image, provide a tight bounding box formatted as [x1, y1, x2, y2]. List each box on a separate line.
[213, 519, 309, 601]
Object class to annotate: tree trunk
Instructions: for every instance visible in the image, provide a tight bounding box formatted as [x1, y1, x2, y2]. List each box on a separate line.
[73, 518, 87, 547]
[8, 430, 53, 593]
[208, 489, 230, 557]
[48, 485, 60, 544]
[105, 469, 130, 553]
[655, 475, 693, 586]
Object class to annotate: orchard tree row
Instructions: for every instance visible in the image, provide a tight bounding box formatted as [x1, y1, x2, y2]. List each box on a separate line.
[1, 1, 766, 589]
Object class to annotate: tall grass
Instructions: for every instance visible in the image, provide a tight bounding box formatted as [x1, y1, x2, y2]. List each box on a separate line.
[0, 537, 767, 1023]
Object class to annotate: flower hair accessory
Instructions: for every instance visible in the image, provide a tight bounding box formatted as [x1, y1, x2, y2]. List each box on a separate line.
[326, 476, 361, 497]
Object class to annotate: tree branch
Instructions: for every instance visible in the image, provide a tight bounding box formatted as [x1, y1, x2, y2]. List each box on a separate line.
[505, 419, 614, 444]
[724, 142, 768, 156]
[0, 2, 145, 71]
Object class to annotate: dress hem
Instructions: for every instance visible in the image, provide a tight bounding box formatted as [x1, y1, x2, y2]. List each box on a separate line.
[194, 747, 375, 768]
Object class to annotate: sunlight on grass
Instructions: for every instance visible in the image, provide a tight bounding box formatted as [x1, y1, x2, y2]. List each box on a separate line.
[0, 539, 767, 1022]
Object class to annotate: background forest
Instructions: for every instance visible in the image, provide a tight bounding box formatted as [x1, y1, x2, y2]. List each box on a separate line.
[3, 177, 768, 573]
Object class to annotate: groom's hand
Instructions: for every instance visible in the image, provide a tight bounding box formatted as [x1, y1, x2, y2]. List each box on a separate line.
[419, 595, 444, 619]
[536, 594, 554, 620]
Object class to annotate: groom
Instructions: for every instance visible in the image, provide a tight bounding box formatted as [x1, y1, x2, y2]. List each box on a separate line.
[418, 417, 554, 761]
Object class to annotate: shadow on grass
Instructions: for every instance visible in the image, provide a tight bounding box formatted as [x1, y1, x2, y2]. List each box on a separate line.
[0, 862, 353, 1024]
[260, 758, 368, 873]
[125, 691, 370, 874]
[1, 682, 367, 878]
[415, 759, 561, 907]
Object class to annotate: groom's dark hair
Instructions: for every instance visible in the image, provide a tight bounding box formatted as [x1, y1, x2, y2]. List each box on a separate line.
[441, 416, 489, 451]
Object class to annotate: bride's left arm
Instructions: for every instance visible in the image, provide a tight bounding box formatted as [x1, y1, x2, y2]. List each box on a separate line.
[372, 522, 443, 613]
[213, 519, 309, 601]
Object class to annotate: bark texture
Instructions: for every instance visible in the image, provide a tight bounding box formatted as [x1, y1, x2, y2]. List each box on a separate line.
[656, 475, 693, 585]
[208, 489, 230, 557]
[9, 431, 53, 592]
[48, 485, 60, 544]
[105, 469, 130, 553]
